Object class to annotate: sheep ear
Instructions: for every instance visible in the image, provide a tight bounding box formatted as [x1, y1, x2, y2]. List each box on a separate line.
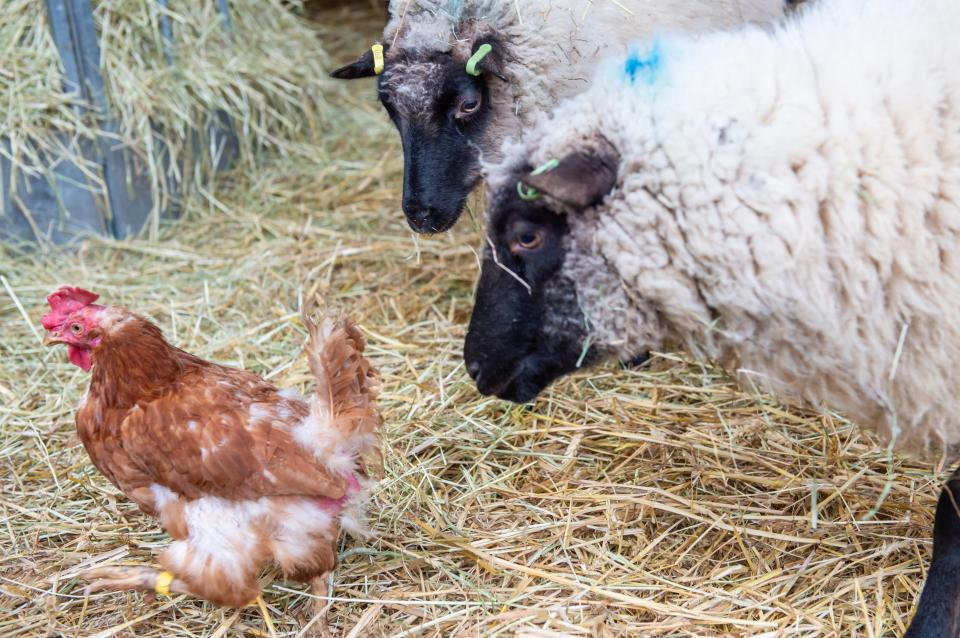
[521, 143, 620, 208]
[330, 48, 380, 80]
[467, 38, 507, 82]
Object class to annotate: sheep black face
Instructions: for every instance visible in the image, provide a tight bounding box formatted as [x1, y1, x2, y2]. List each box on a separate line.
[464, 188, 588, 402]
[464, 144, 621, 402]
[332, 40, 505, 234]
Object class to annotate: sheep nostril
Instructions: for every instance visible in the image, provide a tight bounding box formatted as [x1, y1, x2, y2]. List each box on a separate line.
[404, 208, 432, 233]
[466, 361, 482, 382]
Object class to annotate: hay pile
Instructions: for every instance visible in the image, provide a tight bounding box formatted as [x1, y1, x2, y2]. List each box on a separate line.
[0, 5, 945, 638]
[1, 0, 332, 239]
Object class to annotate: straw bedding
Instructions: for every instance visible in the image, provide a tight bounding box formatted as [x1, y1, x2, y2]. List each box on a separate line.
[0, 4, 946, 637]
[0, 0, 332, 238]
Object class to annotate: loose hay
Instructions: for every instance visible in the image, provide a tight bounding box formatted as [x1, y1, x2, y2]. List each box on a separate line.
[1, 0, 334, 240]
[0, 5, 947, 638]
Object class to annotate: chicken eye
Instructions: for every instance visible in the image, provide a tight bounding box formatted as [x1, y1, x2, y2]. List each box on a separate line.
[456, 96, 481, 119]
[509, 229, 544, 254]
[70, 323, 83, 335]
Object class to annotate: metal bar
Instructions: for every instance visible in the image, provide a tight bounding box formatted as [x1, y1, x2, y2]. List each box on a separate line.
[157, 0, 174, 66]
[211, 0, 238, 171]
[9, 0, 113, 243]
[51, 0, 154, 239]
[217, 0, 232, 33]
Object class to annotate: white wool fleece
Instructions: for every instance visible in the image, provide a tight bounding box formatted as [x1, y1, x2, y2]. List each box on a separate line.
[383, 0, 788, 160]
[491, 0, 960, 454]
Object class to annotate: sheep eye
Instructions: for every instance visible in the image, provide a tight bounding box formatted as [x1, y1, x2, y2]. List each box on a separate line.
[456, 97, 481, 118]
[70, 323, 83, 335]
[510, 229, 544, 253]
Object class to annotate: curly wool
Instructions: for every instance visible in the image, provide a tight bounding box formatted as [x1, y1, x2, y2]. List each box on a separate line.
[490, 0, 960, 454]
[382, 0, 788, 160]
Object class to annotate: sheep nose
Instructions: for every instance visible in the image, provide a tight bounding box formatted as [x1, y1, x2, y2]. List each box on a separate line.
[404, 205, 440, 233]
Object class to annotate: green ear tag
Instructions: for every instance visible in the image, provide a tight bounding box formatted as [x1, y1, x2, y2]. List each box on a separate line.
[530, 158, 559, 176]
[466, 43, 493, 76]
[516, 159, 558, 200]
[517, 181, 540, 201]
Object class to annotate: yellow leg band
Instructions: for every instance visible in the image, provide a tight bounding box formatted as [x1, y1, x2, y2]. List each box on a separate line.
[155, 570, 175, 596]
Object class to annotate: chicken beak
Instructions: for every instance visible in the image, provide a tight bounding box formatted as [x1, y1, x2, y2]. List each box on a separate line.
[43, 333, 62, 346]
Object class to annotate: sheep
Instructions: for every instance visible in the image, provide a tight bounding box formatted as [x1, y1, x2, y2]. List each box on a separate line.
[462, 0, 960, 634]
[330, 0, 792, 233]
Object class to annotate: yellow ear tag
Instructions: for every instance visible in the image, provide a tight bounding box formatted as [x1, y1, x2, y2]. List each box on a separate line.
[371, 43, 385, 75]
[155, 571, 174, 596]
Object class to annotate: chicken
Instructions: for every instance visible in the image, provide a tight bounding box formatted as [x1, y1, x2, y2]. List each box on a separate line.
[41, 286, 381, 633]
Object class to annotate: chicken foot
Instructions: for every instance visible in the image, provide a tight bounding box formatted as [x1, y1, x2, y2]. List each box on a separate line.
[83, 566, 334, 637]
[81, 566, 263, 608]
[295, 572, 333, 638]
[81, 566, 193, 598]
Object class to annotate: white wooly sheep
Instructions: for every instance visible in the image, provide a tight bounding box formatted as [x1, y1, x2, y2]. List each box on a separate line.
[483, 0, 960, 453]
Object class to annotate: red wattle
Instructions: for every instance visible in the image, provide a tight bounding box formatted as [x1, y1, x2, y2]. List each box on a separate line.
[67, 346, 93, 372]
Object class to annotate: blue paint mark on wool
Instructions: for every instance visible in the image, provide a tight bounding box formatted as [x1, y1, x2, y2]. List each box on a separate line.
[624, 42, 662, 85]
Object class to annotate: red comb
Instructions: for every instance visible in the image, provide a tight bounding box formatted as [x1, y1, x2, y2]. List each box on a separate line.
[42, 287, 100, 330]
[47, 286, 99, 312]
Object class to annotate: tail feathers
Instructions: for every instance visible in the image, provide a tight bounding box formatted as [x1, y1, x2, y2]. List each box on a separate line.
[303, 313, 383, 476]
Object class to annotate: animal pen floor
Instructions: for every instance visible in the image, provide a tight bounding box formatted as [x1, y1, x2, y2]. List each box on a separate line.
[0, 6, 946, 638]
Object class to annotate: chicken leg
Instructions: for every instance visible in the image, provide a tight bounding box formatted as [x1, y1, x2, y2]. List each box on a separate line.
[81, 566, 192, 597]
[296, 572, 333, 638]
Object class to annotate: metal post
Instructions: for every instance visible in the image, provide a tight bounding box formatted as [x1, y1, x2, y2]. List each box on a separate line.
[46, 0, 154, 240]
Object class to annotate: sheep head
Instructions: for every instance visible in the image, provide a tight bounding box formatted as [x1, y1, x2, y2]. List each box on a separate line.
[464, 140, 653, 403]
[331, 11, 511, 234]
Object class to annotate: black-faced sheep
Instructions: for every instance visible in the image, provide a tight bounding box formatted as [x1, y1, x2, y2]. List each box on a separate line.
[331, 0, 790, 233]
[463, 0, 960, 634]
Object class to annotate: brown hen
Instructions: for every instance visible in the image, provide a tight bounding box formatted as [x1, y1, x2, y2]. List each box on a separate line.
[41, 286, 381, 633]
